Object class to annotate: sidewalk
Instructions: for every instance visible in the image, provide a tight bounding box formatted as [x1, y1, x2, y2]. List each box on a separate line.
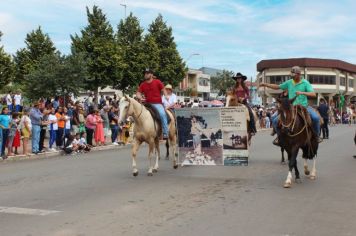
[0, 137, 131, 163]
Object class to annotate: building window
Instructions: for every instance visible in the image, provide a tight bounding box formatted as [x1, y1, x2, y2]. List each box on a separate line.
[349, 79, 354, 88]
[340, 77, 346, 86]
[267, 75, 289, 84]
[308, 75, 336, 85]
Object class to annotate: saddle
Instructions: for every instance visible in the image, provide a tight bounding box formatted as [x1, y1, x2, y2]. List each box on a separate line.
[143, 104, 173, 137]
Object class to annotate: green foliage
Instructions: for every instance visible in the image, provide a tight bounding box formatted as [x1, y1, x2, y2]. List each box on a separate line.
[0, 31, 15, 87]
[24, 53, 87, 100]
[210, 70, 235, 96]
[71, 5, 123, 93]
[115, 13, 146, 94]
[14, 26, 57, 84]
[147, 14, 186, 87]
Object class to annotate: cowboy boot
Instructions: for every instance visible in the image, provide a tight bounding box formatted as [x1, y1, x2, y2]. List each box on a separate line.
[272, 137, 280, 146]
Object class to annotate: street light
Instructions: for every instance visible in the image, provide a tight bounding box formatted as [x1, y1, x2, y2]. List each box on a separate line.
[120, 3, 127, 18]
[185, 53, 204, 68]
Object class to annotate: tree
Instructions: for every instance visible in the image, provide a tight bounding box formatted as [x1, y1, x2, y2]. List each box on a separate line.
[13, 26, 57, 84]
[147, 14, 186, 87]
[0, 31, 15, 88]
[71, 5, 123, 97]
[115, 13, 146, 94]
[210, 70, 235, 96]
[25, 53, 87, 100]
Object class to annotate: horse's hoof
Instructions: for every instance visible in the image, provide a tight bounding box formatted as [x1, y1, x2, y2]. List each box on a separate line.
[165, 156, 169, 160]
[147, 172, 153, 176]
[173, 164, 178, 169]
[281, 161, 286, 165]
[295, 179, 302, 184]
[283, 182, 291, 188]
[304, 170, 310, 175]
[309, 175, 316, 180]
[133, 172, 138, 177]
[152, 169, 158, 173]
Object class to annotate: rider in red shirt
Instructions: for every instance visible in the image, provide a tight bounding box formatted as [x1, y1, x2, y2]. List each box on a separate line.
[136, 68, 168, 139]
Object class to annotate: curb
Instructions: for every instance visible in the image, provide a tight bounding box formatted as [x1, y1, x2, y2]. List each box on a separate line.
[0, 143, 132, 163]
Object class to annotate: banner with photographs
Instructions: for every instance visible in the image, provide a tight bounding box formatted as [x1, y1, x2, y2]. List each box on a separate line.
[175, 107, 249, 166]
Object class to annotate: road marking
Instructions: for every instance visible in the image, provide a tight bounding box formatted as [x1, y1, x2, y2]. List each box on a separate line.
[0, 206, 61, 216]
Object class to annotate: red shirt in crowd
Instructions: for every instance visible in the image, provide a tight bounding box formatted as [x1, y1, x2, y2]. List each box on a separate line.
[138, 79, 164, 104]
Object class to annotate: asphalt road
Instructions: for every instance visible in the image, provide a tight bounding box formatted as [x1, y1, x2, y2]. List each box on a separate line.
[0, 125, 355, 236]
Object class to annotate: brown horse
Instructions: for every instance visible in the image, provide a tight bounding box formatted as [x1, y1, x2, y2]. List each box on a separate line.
[225, 90, 258, 146]
[118, 96, 178, 176]
[276, 97, 319, 188]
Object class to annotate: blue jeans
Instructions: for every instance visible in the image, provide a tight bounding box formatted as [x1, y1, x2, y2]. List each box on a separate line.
[110, 125, 119, 143]
[49, 129, 57, 148]
[272, 106, 320, 136]
[32, 125, 41, 153]
[151, 103, 168, 136]
[15, 105, 21, 112]
[1, 129, 9, 156]
[0, 128, 3, 156]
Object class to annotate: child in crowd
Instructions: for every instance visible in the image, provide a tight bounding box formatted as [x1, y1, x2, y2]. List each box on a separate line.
[78, 133, 91, 152]
[20, 107, 32, 155]
[48, 107, 58, 151]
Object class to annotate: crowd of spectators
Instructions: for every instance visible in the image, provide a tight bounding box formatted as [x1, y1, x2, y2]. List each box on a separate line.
[0, 92, 132, 159]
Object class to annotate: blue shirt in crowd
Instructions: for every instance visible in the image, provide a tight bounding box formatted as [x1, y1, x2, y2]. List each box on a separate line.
[29, 108, 43, 126]
[0, 114, 11, 129]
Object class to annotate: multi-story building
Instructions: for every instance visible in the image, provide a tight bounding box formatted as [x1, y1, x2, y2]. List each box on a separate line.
[176, 69, 211, 103]
[256, 58, 356, 106]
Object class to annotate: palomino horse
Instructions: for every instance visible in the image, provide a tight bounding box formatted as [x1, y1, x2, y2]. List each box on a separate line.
[276, 97, 319, 188]
[118, 96, 178, 176]
[225, 90, 258, 146]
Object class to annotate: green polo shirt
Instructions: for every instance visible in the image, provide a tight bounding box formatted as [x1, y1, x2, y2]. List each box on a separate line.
[279, 78, 314, 107]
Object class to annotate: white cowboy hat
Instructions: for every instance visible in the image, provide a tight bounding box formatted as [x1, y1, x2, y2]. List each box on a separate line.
[165, 84, 173, 90]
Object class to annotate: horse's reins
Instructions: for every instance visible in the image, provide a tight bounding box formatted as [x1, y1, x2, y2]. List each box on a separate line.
[280, 105, 315, 157]
[127, 97, 143, 120]
[280, 106, 307, 137]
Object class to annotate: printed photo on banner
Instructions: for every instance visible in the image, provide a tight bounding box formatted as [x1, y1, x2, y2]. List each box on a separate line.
[221, 107, 249, 166]
[175, 108, 223, 166]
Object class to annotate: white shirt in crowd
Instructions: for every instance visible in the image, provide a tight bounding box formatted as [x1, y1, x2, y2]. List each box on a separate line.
[48, 114, 58, 130]
[19, 115, 32, 130]
[6, 94, 12, 106]
[79, 137, 87, 145]
[14, 94, 22, 105]
[162, 94, 177, 108]
[65, 115, 71, 129]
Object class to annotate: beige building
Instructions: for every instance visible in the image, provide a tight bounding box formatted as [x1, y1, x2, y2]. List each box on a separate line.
[256, 58, 356, 106]
[176, 69, 211, 103]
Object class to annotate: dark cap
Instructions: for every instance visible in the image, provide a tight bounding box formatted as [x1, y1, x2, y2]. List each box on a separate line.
[144, 68, 154, 74]
[232, 72, 247, 81]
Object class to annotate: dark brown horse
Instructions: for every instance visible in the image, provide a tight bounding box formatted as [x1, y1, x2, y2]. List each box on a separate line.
[276, 97, 319, 188]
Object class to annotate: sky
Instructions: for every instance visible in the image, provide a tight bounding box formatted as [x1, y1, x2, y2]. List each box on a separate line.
[1, 0, 356, 78]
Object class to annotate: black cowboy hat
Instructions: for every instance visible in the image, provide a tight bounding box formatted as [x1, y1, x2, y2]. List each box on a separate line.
[232, 72, 247, 81]
[143, 68, 154, 74]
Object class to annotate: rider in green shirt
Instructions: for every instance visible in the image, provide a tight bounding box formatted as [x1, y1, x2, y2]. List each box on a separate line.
[260, 66, 322, 145]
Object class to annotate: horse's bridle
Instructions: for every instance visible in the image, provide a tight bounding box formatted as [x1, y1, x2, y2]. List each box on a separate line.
[280, 106, 307, 137]
[125, 97, 143, 120]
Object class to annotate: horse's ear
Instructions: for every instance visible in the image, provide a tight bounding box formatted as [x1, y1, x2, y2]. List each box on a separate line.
[289, 96, 297, 104]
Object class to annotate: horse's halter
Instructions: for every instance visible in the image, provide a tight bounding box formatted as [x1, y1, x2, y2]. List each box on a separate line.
[280, 105, 307, 137]
[124, 97, 143, 120]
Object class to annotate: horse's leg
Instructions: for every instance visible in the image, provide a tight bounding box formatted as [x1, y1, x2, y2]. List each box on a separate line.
[171, 134, 178, 169]
[294, 158, 301, 183]
[147, 141, 155, 176]
[281, 147, 285, 164]
[132, 140, 141, 176]
[310, 158, 317, 180]
[302, 147, 310, 176]
[284, 148, 298, 188]
[153, 139, 160, 173]
[165, 139, 169, 160]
